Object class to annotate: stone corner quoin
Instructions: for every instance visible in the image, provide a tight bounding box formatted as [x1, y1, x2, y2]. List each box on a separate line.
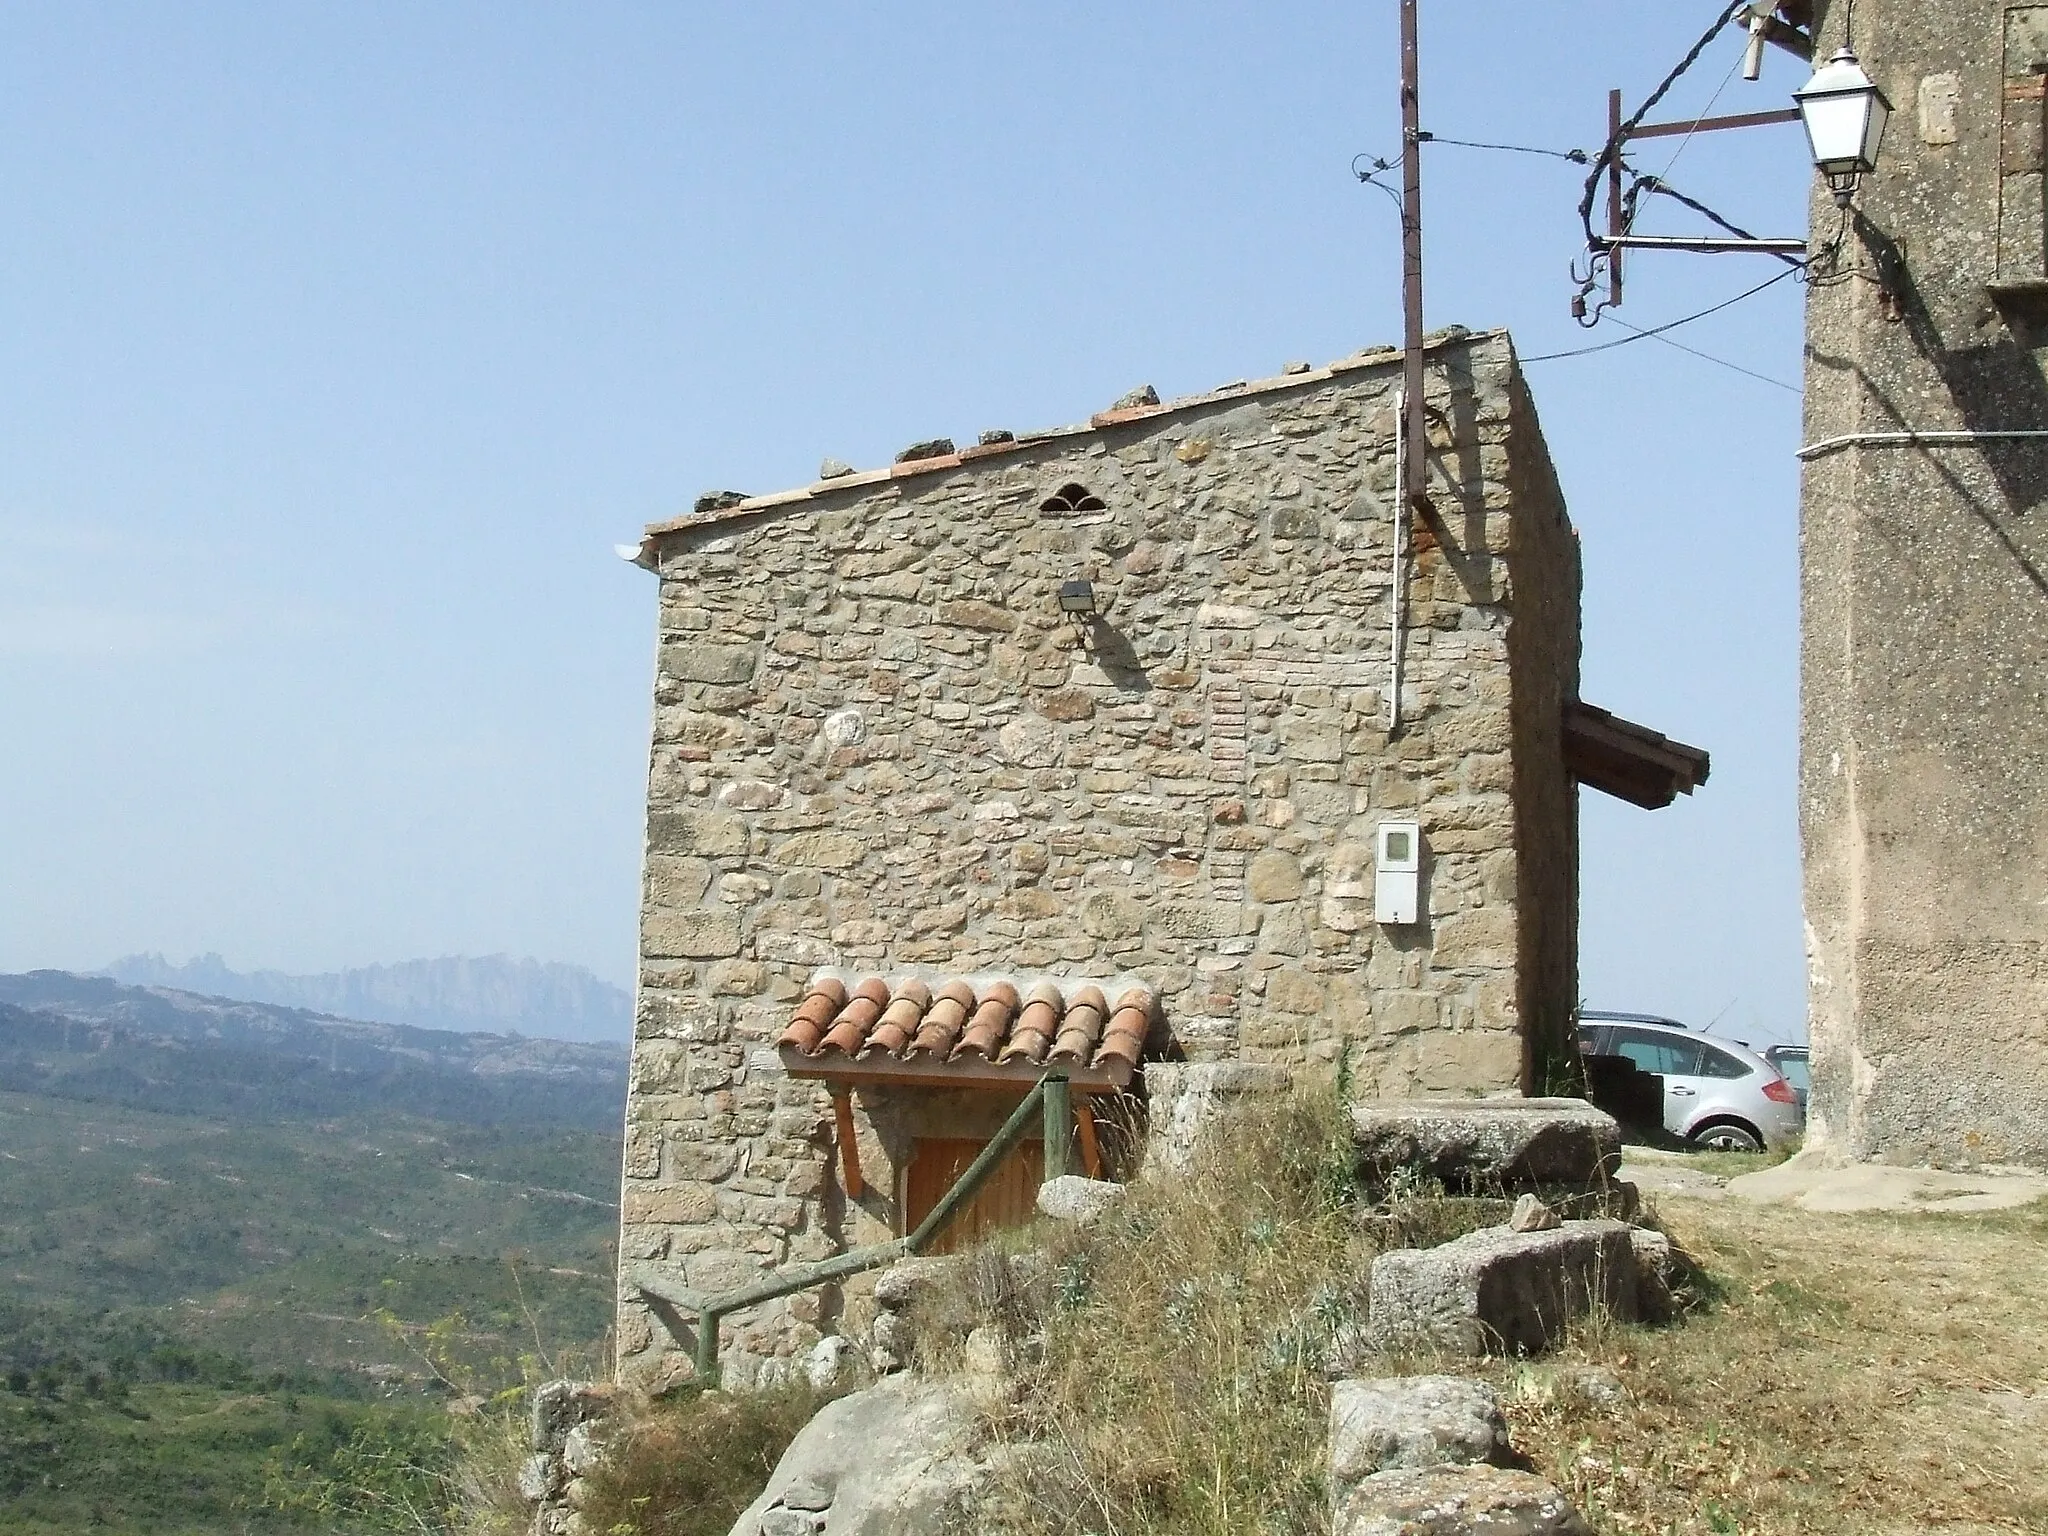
[616, 330, 1586, 1387]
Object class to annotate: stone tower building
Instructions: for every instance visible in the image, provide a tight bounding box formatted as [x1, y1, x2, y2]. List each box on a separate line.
[1800, 1, 2048, 1166]
[613, 329, 1702, 1386]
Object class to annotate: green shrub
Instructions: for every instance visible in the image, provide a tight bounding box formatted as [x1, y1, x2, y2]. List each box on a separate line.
[259, 1406, 458, 1533]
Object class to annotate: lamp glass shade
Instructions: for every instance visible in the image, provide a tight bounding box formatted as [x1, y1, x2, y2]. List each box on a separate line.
[1796, 48, 1892, 177]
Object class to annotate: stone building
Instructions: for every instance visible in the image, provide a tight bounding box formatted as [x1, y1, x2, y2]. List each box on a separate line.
[614, 328, 1703, 1386]
[1800, 0, 2048, 1167]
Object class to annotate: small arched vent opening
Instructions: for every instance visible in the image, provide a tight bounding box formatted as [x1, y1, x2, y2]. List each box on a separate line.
[1040, 482, 1108, 514]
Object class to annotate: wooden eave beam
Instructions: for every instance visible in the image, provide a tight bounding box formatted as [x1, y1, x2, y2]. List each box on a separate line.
[780, 1047, 1133, 1097]
[1565, 701, 1710, 810]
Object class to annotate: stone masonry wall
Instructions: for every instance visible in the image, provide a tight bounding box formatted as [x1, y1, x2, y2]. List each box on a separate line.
[1501, 369, 1583, 1093]
[616, 331, 1583, 1387]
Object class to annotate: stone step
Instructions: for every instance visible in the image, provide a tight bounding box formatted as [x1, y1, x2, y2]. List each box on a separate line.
[1350, 1097, 1622, 1194]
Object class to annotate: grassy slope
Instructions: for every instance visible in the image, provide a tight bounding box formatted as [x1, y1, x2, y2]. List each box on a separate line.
[453, 1100, 2048, 1536]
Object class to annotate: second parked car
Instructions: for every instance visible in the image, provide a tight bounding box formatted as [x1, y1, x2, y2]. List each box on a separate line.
[1763, 1043, 1810, 1114]
[1578, 1011, 1804, 1152]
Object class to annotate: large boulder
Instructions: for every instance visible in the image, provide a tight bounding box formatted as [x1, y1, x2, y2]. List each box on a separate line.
[1143, 1062, 1293, 1175]
[1337, 1465, 1592, 1535]
[1350, 1099, 1621, 1194]
[871, 1256, 964, 1313]
[1036, 1175, 1127, 1224]
[1328, 1376, 1511, 1509]
[726, 1376, 1008, 1536]
[1366, 1219, 1641, 1357]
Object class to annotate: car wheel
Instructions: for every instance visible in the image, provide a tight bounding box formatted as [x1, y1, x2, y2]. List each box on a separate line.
[1689, 1120, 1764, 1153]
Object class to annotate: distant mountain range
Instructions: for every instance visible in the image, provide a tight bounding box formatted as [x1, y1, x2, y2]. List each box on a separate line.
[99, 952, 633, 1043]
[0, 970, 627, 1130]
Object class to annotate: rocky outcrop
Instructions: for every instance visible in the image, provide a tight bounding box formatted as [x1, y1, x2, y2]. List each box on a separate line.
[867, 1257, 964, 1375]
[522, 1380, 615, 1536]
[1328, 1376, 1512, 1492]
[1035, 1175, 1126, 1224]
[1366, 1219, 1641, 1356]
[867, 1252, 1048, 1375]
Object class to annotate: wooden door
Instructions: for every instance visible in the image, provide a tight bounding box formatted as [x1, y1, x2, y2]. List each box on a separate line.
[904, 1136, 1043, 1255]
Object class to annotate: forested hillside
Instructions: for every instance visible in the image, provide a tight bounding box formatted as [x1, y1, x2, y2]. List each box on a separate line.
[0, 974, 626, 1533]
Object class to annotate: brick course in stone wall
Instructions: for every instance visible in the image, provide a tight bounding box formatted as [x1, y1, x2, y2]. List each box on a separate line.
[616, 330, 1581, 1387]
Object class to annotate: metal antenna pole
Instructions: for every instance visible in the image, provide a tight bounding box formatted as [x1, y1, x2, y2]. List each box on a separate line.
[1607, 88, 1625, 310]
[1399, 0, 1427, 516]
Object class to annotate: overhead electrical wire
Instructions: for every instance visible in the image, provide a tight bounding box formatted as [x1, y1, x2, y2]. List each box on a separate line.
[1348, 8, 1803, 393]
[1521, 264, 1801, 370]
[1578, 1, 1749, 252]
[1573, 1, 1765, 325]
[1605, 309, 1801, 392]
[1620, 173, 1807, 269]
[1623, 33, 1748, 237]
[1413, 132, 1590, 164]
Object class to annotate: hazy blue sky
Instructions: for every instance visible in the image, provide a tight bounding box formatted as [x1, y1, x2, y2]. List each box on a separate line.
[1, 4, 1817, 1043]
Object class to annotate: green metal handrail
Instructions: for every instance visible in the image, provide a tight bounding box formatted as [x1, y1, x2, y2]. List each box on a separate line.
[627, 1071, 1075, 1384]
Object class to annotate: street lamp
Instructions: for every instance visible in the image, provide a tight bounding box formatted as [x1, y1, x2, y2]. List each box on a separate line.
[1796, 47, 1892, 208]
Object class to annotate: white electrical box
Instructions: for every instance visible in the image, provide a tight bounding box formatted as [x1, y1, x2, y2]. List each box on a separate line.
[1375, 820, 1422, 925]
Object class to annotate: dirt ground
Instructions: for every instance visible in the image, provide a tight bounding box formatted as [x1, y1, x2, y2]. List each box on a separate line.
[1482, 1182, 2048, 1535]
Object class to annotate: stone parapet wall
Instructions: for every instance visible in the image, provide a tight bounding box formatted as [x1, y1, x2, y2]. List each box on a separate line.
[617, 331, 1581, 1386]
[1499, 368, 1582, 1093]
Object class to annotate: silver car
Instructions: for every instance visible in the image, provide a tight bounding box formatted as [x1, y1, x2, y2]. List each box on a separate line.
[1578, 1012, 1805, 1152]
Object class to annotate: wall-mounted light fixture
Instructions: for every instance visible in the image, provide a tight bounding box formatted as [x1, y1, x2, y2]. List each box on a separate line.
[1057, 579, 1097, 617]
[1796, 47, 1892, 208]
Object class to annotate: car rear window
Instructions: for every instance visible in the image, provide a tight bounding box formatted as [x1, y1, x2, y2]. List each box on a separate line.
[1606, 1028, 1703, 1077]
[1696, 1045, 1752, 1080]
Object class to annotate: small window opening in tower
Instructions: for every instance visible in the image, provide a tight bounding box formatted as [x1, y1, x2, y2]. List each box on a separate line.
[1040, 483, 1108, 514]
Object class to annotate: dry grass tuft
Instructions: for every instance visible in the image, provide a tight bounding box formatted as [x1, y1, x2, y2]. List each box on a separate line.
[978, 1084, 1494, 1536]
[570, 1382, 833, 1536]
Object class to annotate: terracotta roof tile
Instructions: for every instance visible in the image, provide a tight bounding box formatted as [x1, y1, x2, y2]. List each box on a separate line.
[888, 451, 963, 479]
[957, 438, 1026, 463]
[779, 972, 1155, 1091]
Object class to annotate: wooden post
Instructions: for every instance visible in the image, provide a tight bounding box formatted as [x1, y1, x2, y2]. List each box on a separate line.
[1398, 0, 1428, 517]
[1042, 1074, 1072, 1183]
[831, 1087, 864, 1199]
[695, 1307, 721, 1384]
[1075, 1098, 1103, 1179]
